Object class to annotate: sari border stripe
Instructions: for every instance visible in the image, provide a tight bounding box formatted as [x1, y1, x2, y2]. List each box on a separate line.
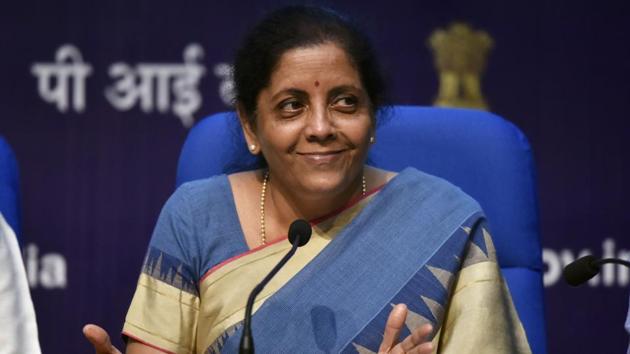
[122, 331, 177, 354]
[198, 236, 286, 283]
[340, 211, 482, 351]
[198, 183, 385, 284]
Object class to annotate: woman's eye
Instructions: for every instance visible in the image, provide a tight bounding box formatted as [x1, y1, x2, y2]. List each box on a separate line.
[279, 100, 304, 113]
[332, 96, 358, 111]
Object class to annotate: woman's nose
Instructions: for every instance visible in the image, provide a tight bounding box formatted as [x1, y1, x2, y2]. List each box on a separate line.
[304, 107, 336, 142]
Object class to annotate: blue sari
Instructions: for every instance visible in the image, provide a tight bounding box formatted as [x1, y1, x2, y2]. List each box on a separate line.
[123, 168, 531, 353]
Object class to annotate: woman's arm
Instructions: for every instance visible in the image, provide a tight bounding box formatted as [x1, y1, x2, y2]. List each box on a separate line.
[126, 339, 164, 354]
[434, 223, 532, 354]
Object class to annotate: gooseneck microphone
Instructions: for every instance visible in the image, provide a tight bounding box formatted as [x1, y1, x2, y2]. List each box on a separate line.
[239, 219, 312, 354]
[563, 255, 630, 286]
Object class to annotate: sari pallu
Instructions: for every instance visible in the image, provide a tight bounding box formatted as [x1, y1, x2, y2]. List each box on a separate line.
[209, 168, 531, 353]
[123, 168, 531, 353]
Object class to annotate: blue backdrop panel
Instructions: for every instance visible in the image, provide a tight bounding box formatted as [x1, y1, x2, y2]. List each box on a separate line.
[0, 137, 21, 239]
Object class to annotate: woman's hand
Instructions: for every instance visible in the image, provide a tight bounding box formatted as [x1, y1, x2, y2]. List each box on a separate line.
[83, 324, 122, 354]
[379, 304, 434, 354]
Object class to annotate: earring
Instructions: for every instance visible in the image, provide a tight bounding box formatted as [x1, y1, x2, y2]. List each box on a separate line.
[369, 136, 375, 144]
[249, 144, 256, 151]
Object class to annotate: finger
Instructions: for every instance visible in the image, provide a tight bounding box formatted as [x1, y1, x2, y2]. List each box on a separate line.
[400, 323, 433, 351]
[379, 304, 408, 353]
[82, 324, 121, 354]
[408, 342, 434, 354]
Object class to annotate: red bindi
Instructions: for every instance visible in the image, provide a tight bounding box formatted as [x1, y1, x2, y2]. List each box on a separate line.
[314, 80, 320, 87]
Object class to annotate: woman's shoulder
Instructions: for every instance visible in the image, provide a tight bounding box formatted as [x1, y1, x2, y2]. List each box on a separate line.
[175, 173, 230, 197]
[155, 174, 249, 275]
[385, 167, 482, 209]
[169, 174, 233, 212]
[159, 174, 242, 235]
[367, 166, 451, 192]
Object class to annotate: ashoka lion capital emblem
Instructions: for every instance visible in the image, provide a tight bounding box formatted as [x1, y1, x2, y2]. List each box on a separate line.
[428, 23, 493, 110]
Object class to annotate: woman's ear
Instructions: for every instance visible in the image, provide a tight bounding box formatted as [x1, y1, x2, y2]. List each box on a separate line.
[236, 103, 260, 155]
[368, 117, 376, 145]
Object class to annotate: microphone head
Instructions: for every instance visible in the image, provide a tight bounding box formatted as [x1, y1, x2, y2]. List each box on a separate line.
[288, 219, 312, 247]
[563, 255, 601, 286]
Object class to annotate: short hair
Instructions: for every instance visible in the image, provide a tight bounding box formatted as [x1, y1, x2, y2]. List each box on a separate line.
[233, 5, 387, 126]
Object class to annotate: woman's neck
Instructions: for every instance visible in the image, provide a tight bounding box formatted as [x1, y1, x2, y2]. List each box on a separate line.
[264, 171, 364, 233]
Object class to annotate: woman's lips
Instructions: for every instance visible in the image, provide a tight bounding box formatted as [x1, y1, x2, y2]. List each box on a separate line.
[297, 150, 346, 163]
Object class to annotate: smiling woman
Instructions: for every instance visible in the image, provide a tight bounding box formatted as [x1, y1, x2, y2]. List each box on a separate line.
[84, 5, 532, 354]
[235, 43, 378, 247]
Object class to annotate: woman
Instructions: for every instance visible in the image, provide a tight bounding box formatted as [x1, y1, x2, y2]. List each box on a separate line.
[85, 6, 531, 354]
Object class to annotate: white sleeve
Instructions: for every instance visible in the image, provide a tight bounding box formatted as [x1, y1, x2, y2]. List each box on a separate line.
[0, 213, 42, 354]
[626, 292, 630, 354]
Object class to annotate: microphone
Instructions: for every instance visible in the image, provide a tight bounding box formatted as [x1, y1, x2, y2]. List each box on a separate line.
[239, 219, 312, 354]
[563, 255, 630, 286]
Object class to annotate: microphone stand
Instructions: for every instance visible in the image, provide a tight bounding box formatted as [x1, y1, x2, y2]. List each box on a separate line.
[239, 240, 300, 354]
[239, 219, 311, 354]
[593, 258, 630, 268]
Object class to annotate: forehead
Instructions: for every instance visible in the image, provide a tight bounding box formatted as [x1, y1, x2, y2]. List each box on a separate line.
[268, 43, 362, 91]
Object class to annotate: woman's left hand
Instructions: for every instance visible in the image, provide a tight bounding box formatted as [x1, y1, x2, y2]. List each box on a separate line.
[379, 304, 434, 354]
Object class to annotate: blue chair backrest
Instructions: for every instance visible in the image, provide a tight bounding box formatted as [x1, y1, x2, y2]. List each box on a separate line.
[0, 136, 21, 242]
[176, 106, 547, 354]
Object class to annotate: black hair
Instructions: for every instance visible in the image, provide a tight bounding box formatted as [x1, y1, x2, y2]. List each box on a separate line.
[233, 5, 388, 126]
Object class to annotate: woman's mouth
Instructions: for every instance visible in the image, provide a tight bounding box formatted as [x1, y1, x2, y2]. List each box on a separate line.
[297, 150, 346, 164]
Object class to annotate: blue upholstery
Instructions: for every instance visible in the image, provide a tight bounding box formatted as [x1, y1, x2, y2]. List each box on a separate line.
[0, 136, 21, 242]
[176, 106, 547, 354]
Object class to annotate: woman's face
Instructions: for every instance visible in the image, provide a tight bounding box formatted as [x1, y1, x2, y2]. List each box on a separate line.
[240, 42, 373, 198]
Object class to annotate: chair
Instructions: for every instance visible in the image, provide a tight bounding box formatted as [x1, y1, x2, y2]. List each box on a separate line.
[176, 106, 547, 354]
[0, 136, 21, 243]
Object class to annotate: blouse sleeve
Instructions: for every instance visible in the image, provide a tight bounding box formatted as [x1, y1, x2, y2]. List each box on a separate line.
[433, 220, 532, 354]
[122, 185, 201, 354]
[0, 214, 42, 354]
